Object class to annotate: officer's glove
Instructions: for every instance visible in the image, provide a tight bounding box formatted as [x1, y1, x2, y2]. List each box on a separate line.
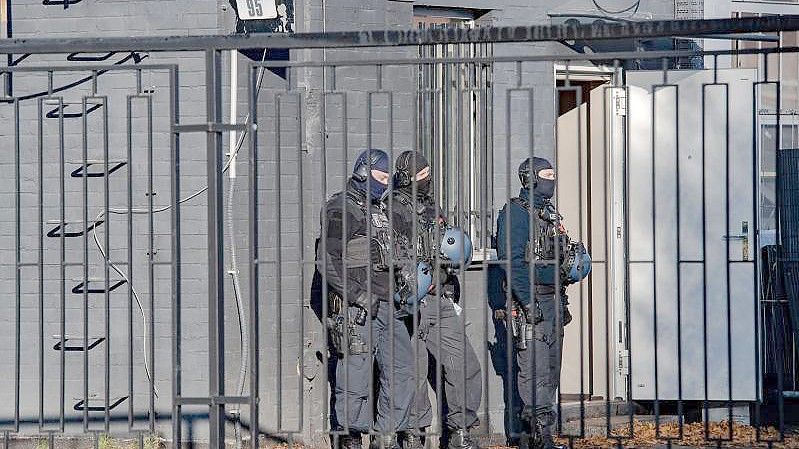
[560, 293, 572, 326]
[394, 276, 420, 316]
[393, 262, 433, 316]
[525, 302, 544, 325]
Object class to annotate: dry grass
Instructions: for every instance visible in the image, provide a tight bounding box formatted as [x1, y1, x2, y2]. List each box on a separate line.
[546, 420, 799, 448]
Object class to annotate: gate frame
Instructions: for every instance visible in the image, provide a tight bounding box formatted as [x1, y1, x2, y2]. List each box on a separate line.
[2, 15, 799, 448]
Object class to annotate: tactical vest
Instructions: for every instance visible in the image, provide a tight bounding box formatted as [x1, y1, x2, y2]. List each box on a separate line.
[346, 190, 413, 271]
[394, 191, 444, 264]
[510, 196, 569, 264]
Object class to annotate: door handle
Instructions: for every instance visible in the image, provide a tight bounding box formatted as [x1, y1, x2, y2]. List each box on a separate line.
[721, 235, 746, 241]
[721, 221, 750, 261]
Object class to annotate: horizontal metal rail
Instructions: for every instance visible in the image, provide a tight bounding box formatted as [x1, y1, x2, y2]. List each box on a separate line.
[0, 16, 796, 53]
[247, 45, 799, 69]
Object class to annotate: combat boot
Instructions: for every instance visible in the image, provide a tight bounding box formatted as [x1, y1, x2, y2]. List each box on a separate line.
[370, 433, 399, 449]
[515, 432, 542, 449]
[447, 428, 478, 449]
[338, 433, 363, 449]
[400, 431, 424, 449]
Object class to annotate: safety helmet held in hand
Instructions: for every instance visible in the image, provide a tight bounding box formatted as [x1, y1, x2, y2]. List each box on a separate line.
[394, 261, 433, 312]
[440, 227, 474, 268]
[563, 241, 592, 284]
[416, 262, 433, 300]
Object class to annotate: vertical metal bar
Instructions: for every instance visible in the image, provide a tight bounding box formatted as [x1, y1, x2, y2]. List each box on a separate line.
[275, 91, 284, 431]
[456, 53, 469, 435]
[170, 65, 183, 445]
[126, 93, 135, 432]
[146, 91, 156, 433]
[602, 84, 613, 440]
[13, 99, 21, 433]
[723, 78, 734, 442]
[365, 82, 380, 437]
[248, 63, 261, 449]
[652, 74, 662, 438]
[576, 78, 586, 443]
[673, 75, 685, 440]
[205, 48, 226, 447]
[774, 76, 786, 442]
[388, 73, 399, 441]
[752, 78, 761, 444]
[752, 79, 761, 443]
[37, 95, 44, 431]
[621, 77, 635, 441]
[81, 92, 90, 432]
[434, 60, 444, 441]
[319, 82, 330, 440]
[701, 71, 711, 441]
[483, 53, 493, 435]
[502, 64, 516, 440]
[57, 95, 66, 433]
[295, 89, 306, 435]
[339, 85, 353, 437]
[99, 96, 111, 434]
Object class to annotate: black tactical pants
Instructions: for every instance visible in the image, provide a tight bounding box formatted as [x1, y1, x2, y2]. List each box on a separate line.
[516, 290, 565, 447]
[413, 294, 482, 431]
[334, 302, 417, 434]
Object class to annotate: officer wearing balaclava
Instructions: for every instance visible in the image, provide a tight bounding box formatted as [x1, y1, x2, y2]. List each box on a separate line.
[387, 151, 483, 449]
[319, 149, 418, 449]
[496, 157, 571, 449]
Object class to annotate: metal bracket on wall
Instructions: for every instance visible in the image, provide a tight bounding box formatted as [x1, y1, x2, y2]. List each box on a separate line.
[52, 335, 105, 352]
[71, 278, 127, 294]
[66, 52, 116, 62]
[68, 160, 126, 178]
[73, 396, 128, 412]
[46, 103, 104, 119]
[46, 220, 104, 238]
[42, 0, 83, 8]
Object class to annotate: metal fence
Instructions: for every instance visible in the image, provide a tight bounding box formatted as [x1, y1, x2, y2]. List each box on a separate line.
[1, 15, 798, 449]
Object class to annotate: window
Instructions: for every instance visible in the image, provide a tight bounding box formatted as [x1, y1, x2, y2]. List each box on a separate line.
[734, 11, 799, 230]
[760, 123, 798, 230]
[414, 8, 493, 251]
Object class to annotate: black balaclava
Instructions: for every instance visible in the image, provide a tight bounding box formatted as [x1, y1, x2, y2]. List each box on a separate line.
[394, 150, 432, 198]
[519, 156, 555, 201]
[352, 149, 390, 202]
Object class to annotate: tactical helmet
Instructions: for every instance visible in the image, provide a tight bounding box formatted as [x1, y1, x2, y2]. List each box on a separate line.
[416, 262, 433, 300]
[394, 262, 433, 311]
[563, 242, 592, 284]
[440, 227, 474, 268]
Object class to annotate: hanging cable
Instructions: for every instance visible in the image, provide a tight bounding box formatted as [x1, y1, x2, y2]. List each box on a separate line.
[91, 56, 269, 399]
[591, 0, 641, 16]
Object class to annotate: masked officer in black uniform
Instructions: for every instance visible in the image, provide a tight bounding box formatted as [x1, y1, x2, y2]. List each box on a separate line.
[319, 149, 422, 449]
[388, 150, 483, 449]
[496, 157, 588, 449]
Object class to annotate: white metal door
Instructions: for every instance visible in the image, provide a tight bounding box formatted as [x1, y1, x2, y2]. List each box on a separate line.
[624, 69, 758, 401]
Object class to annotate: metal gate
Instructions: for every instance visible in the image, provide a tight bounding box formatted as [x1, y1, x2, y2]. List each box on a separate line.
[0, 16, 798, 449]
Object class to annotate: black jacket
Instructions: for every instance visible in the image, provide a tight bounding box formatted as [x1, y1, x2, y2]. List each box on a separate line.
[319, 181, 393, 309]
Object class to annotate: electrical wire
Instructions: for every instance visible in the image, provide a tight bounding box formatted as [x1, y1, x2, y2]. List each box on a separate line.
[591, 0, 641, 16]
[90, 58, 268, 400]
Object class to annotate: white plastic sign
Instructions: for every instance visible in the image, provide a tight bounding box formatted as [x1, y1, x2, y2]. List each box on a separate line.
[235, 0, 278, 20]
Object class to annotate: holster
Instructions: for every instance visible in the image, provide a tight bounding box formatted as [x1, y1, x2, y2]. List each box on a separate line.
[509, 299, 544, 351]
[327, 291, 369, 356]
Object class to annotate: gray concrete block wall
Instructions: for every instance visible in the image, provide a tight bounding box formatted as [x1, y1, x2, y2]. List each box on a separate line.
[0, 0, 676, 445]
[0, 0, 229, 441]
